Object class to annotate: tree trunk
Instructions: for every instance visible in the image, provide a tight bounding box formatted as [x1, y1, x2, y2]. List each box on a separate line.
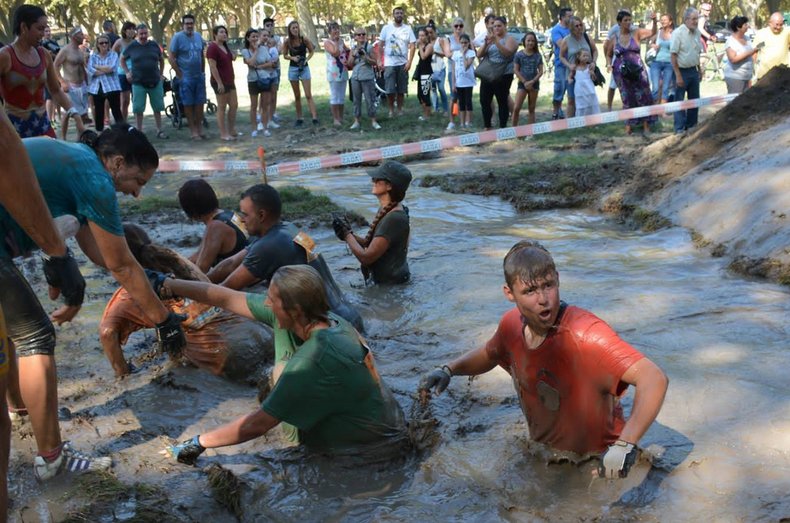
[295, 0, 318, 46]
[0, 0, 26, 42]
[665, 0, 678, 29]
[739, 0, 766, 27]
[111, 0, 143, 25]
[524, 0, 535, 28]
[601, 0, 616, 27]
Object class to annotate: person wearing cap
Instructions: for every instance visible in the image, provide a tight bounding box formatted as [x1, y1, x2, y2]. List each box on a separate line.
[475, 7, 495, 40]
[54, 26, 91, 138]
[333, 160, 412, 285]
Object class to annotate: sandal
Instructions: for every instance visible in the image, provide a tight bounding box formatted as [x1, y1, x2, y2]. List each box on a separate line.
[157, 131, 168, 139]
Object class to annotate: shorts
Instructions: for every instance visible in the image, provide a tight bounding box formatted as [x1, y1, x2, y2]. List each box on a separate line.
[68, 83, 89, 115]
[210, 82, 236, 95]
[553, 65, 568, 102]
[132, 82, 165, 114]
[119, 73, 132, 92]
[288, 66, 311, 82]
[272, 68, 281, 85]
[0, 257, 56, 358]
[517, 80, 540, 91]
[43, 86, 52, 101]
[179, 74, 207, 106]
[0, 304, 8, 377]
[248, 81, 270, 95]
[384, 65, 408, 95]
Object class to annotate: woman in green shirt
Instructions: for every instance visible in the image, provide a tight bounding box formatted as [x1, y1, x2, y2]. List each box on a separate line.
[159, 265, 406, 465]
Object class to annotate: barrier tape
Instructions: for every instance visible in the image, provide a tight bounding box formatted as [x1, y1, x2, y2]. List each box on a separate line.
[156, 93, 737, 174]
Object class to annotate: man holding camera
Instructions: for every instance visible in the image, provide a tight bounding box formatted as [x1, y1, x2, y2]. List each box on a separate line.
[347, 27, 381, 130]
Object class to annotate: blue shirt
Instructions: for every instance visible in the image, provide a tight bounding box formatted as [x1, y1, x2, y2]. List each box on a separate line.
[551, 23, 570, 67]
[0, 139, 124, 258]
[169, 31, 205, 78]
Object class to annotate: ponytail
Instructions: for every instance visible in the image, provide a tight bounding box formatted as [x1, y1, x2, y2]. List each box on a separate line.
[79, 123, 159, 172]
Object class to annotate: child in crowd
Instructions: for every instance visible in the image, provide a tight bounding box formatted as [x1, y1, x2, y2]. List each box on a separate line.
[451, 34, 476, 129]
[512, 32, 543, 126]
[569, 49, 600, 116]
[265, 31, 281, 129]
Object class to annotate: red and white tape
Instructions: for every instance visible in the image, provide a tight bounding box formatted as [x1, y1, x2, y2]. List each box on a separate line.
[156, 94, 737, 174]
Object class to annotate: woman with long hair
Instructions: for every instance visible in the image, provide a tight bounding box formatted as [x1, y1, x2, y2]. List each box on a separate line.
[88, 33, 123, 130]
[648, 14, 676, 103]
[284, 21, 318, 127]
[323, 21, 350, 126]
[242, 27, 274, 137]
[207, 25, 240, 140]
[512, 32, 543, 125]
[415, 28, 434, 121]
[111, 21, 136, 120]
[442, 17, 466, 130]
[0, 5, 85, 138]
[333, 161, 412, 284]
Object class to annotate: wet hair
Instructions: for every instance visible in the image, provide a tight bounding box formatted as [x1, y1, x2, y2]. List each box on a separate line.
[79, 124, 159, 172]
[178, 179, 220, 219]
[121, 21, 136, 36]
[14, 5, 46, 36]
[213, 25, 232, 55]
[503, 241, 557, 289]
[244, 27, 259, 48]
[240, 184, 281, 219]
[522, 31, 538, 50]
[271, 265, 330, 325]
[182, 13, 195, 23]
[559, 7, 573, 20]
[617, 10, 631, 23]
[123, 224, 201, 281]
[730, 15, 748, 32]
[362, 185, 406, 248]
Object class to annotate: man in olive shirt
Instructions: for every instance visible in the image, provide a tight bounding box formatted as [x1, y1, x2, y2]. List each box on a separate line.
[161, 265, 406, 464]
[670, 7, 703, 133]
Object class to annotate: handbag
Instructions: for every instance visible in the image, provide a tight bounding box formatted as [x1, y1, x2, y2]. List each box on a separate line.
[581, 33, 606, 87]
[475, 56, 508, 83]
[255, 69, 271, 91]
[620, 60, 643, 82]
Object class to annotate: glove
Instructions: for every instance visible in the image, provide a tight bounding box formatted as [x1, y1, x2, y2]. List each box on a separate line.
[598, 440, 639, 479]
[41, 248, 86, 307]
[155, 311, 188, 356]
[332, 213, 352, 242]
[145, 269, 173, 299]
[418, 365, 453, 397]
[165, 435, 205, 465]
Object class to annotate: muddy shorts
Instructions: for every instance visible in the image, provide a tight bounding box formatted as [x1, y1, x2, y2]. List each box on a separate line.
[0, 257, 56, 357]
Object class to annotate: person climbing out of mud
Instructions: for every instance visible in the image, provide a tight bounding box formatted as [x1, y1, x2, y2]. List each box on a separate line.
[332, 160, 412, 285]
[99, 224, 273, 381]
[0, 124, 187, 482]
[177, 179, 249, 274]
[205, 184, 364, 332]
[157, 265, 407, 465]
[418, 241, 669, 479]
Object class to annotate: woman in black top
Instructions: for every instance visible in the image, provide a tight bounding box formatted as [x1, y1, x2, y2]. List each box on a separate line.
[333, 161, 412, 285]
[178, 179, 248, 273]
[415, 28, 434, 121]
[283, 21, 318, 127]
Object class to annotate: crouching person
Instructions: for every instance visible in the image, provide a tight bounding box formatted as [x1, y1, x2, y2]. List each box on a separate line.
[418, 241, 668, 479]
[158, 265, 406, 464]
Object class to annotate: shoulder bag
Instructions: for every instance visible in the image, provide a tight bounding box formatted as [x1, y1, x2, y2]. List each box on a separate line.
[474, 55, 507, 83]
[582, 32, 606, 87]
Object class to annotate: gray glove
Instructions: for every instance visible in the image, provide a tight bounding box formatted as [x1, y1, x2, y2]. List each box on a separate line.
[598, 440, 638, 479]
[418, 365, 453, 398]
[165, 435, 205, 465]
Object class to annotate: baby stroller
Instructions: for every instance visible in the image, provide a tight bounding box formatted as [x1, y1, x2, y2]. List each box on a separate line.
[164, 73, 217, 129]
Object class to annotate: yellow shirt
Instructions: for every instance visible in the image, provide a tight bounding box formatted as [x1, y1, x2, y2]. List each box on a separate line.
[754, 26, 790, 79]
[670, 24, 702, 68]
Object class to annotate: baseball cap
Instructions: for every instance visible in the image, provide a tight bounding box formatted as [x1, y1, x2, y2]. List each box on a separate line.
[367, 161, 412, 193]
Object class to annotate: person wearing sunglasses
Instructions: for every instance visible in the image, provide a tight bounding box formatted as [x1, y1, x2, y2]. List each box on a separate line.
[443, 17, 467, 130]
[347, 27, 381, 130]
[87, 34, 123, 131]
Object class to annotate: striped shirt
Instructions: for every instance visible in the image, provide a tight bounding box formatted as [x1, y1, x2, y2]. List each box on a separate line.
[88, 51, 122, 94]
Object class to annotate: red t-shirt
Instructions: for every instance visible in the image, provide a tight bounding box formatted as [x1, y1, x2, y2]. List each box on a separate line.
[485, 305, 644, 455]
[206, 42, 235, 85]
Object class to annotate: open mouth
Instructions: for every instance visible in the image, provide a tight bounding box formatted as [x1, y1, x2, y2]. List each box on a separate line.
[538, 309, 552, 321]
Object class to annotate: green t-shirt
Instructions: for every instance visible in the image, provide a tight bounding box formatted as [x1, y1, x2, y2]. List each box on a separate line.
[370, 209, 410, 284]
[246, 294, 405, 450]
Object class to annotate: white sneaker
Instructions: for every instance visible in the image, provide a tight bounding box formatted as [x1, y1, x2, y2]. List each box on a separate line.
[446, 122, 455, 130]
[252, 130, 259, 137]
[372, 121, 382, 130]
[264, 130, 271, 137]
[418, 116, 427, 121]
[350, 121, 360, 130]
[34, 441, 113, 481]
[257, 122, 264, 131]
[268, 120, 280, 129]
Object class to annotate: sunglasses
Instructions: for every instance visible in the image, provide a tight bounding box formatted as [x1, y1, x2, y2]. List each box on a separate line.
[356, 33, 366, 36]
[98, 41, 109, 45]
[454, 24, 464, 27]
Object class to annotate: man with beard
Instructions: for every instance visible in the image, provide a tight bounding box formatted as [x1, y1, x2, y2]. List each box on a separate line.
[378, 6, 416, 117]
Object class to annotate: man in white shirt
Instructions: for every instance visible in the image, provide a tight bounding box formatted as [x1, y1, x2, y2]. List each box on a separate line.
[474, 7, 494, 40]
[379, 6, 416, 117]
[670, 7, 703, 133]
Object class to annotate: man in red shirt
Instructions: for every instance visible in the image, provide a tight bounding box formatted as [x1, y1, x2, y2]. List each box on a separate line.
[418, 240, 668, 479]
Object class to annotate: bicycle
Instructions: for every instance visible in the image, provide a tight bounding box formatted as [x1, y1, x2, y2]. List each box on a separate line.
[701, 40, 726, 81]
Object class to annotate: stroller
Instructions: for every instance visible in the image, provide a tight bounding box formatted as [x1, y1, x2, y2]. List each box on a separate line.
[164, 72, 217, 129]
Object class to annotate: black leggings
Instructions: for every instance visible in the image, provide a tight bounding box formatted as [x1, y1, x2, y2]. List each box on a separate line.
[480, 74, 513, 128]
[0, 257, 56, 357]
[456, 86, 473, 111]
[92, 86, 123, 131]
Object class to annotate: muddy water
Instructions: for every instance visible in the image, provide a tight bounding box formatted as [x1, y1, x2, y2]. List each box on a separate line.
[10, 156, 790, 522]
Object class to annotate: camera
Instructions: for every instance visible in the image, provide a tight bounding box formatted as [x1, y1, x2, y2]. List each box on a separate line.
[297, 55, 307, 69]
[354, 46, 366, 58]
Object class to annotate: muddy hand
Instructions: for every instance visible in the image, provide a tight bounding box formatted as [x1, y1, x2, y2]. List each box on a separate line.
[161, 435, 205, 465]
[596, 440, 638, 479]
[50, 304, 82, 325]
[155, 312, 188, 356]
[331, 213, 352, 241]
[418, 365, 453, 404]
[42, 247, 85, 307]
[145, 269, 174, 299]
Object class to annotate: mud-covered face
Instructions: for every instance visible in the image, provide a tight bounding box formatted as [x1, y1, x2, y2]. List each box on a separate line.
[503, 272, 561, 335]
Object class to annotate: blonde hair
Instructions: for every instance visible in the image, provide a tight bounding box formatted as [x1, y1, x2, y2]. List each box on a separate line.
[270, 265, 330, 324]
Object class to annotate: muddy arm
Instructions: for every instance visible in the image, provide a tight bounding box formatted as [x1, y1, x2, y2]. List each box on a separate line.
[163, 278, 256, 320]
[207, 248, 247, 283]
[617, 357, 668, 444]
[446, 345, 499, 376]
[197, 408, 280, 448]
[343, 235, 390, 266]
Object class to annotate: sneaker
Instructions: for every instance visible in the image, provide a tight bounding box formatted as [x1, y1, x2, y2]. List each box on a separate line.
[252, 130, 259, 137]
[552, 113, 559, 120]
[312, 119, 320, 126]
[273, 114, 281, 122]
[350, 121, 360, 130]
[268, 120, 280, 129]
[264, 130, 271, 137]
[33, 441, 113, 481]
[446, 122, 455, 131]
[295, 119, 304, 128]
[257, 122, 264, 131]
[372, 121, 381, 130]
[418, 116, 426, 121]
[464, 123, 473, 129]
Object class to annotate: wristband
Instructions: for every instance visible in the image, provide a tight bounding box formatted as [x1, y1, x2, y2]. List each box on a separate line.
[441, 364, 454, 377]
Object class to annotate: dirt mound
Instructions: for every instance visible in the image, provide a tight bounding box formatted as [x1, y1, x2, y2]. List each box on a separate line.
[654, 65, 790, 180]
